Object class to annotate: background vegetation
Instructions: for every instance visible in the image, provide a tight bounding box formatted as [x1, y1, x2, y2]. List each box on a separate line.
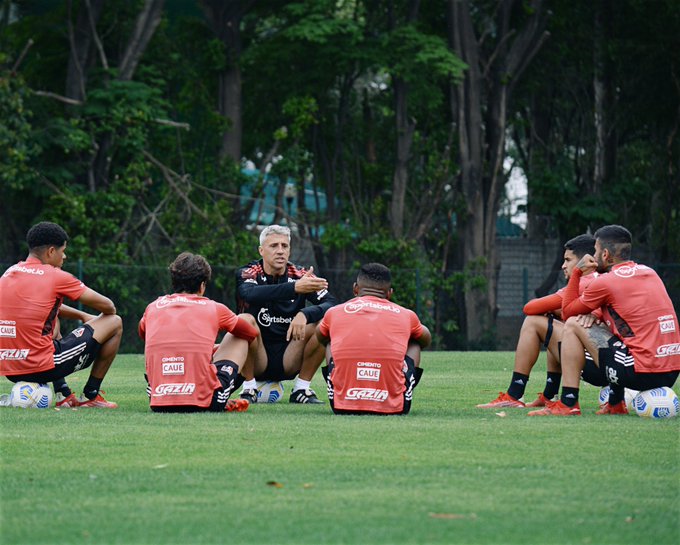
[1, 0, 678, 350]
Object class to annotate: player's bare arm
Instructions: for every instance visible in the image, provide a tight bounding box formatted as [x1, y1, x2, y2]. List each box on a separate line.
[59, 303, 97, 323]
[416, 325, 433, 349]
[77, 288, 117, 315]
[294, 266, 329, 294]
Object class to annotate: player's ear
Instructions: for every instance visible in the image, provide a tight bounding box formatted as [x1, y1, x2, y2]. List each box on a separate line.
[387, 288, 393, 300]
[352, 282, 359, 296]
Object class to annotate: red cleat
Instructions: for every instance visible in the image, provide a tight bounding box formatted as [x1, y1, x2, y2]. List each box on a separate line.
[527, 400, 581, 416]
[595, 401, 628, 415]
[78, 392, 118, 409]
[476, 392, 525, 408]
[225, 398, 249, 412]
[55, 393, 80, 408]
[525, 393, 557, 408]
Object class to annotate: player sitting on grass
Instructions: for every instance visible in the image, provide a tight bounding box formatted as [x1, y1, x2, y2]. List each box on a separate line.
[478, 234, 605, 409]
[316, 263, 431, 415]
[235, 225, 338, 404]
[139, 252, 259, 413]
[529, 224, 680, 416]
[0, 221, 122, 408]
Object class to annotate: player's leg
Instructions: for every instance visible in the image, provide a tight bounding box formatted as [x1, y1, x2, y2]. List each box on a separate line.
[74, 314, 122, 407]
[477, 315, 550, 408]
[50, 317, 77, 406]
[237, 327, 268, 403]
[526, 320, 564, 407]
[405, 340, 424, 388]
[286, 323, 324, 404]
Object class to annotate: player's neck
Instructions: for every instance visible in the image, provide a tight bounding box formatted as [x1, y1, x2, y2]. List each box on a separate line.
[357, 288, 388, 299]
[262, 262, 285, 276]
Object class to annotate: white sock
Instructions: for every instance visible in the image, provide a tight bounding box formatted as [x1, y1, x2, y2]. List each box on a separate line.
[294, 378, 311, 392]
[242, 379, 257, 391]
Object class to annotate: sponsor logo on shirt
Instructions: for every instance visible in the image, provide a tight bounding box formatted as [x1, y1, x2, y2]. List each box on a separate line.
[0, 348, 29, 360]
[357, 367, 380, 381]
[156, 295, 208, 309]
[162, 363, 185, 375]
[343, 298, 401, 315]
[345, 387, 388, 401]
[656, 344, 680, 358]
[153, 383, 196, 396]
[257, 308, 293, 328]
[4, 264, 45, 276]
[613, 264, 648, 278]
[658, 315, 676, 334]
[0, 321, 16, 338]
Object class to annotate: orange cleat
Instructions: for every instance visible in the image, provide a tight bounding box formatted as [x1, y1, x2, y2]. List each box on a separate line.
[55, 393, 80, 408]
[595, 401, 628, 415]
[525, 392, 558, 408]
[527, 400, 581, 416]
[225, 398, 249, 412]
[476, 392, 525, 408]
[78, 392, 118, 409]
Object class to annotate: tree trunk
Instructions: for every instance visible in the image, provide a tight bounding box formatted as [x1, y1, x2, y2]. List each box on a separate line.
[390, 76, 415, 238]
[448, 0, 548, 345]
[65, 0, 107, 102]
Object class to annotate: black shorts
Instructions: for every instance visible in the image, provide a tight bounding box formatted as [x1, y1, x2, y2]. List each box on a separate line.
[257, 339, 296, 381]
[150, 361, 244, 413]
[557, 341, 607, 387]
[599, 338, 679, 390]
[322, 356, 420, 416]
[7, 324, 101, 384]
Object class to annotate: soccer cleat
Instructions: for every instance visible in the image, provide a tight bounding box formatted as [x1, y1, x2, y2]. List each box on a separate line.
[225, 398, 249, 412]
[476, 392, 525, 408]
[595, 401, 628, 415]
[289, 388, 324, 404]
[0, 394, 10, 407]
[527, 400, 581, 416]
[78, 392, 118, 409]
[55, 393, 81, 408]
[525, 392, 557, 408]
[239, 388, 259, 403]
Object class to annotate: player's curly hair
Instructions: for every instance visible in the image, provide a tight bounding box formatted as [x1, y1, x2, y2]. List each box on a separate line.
[357, 263, 392, 288]
[169, 252, 211, 294]
[26, 222, 69, 250]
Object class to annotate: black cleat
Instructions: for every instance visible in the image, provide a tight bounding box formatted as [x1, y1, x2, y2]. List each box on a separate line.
[289, 388, 324, 404]
[239, 388, 259, 403]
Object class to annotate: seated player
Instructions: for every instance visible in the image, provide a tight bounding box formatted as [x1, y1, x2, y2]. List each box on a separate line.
[316, 263, 432, 415]
[0, 221, 123, 408]
[477, 234, 604, 409]
[139, 252, 259, 413]
[235, 225, 338, 404]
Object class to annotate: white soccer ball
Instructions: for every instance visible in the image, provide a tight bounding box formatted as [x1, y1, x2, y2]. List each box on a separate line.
[632, 387, 679, 419]
[256, 381, 284, 403]
[597, 386, 639, 411]
[9, 382, 53, 409]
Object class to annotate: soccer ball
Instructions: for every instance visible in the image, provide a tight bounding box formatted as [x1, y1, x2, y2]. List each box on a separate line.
[9, 382, 53, 409]
[632, 387, 679, 419]
[256, 381, 284, 403]
[598, 386, 639, 411]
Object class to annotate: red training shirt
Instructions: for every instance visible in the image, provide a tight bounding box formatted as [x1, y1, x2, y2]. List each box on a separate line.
[0, 257, 86, 375]
[318, 295, 425, 414]
[139, 294, 240, 409]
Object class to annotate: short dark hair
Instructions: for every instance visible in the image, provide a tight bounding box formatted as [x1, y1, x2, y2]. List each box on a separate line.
[564, 234, 595, 258]
[169, 252, 211, 293]
[594, 224, 632, 260]
[357, 262, 392, 289]
[26, 222, 69, 250]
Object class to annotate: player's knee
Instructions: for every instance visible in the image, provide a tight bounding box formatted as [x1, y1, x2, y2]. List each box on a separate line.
[238, 313, 258, 328]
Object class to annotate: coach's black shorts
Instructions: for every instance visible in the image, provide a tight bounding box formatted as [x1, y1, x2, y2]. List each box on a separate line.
[599, 338, 679, 390]
[322, 355, 421, 416]
[150, 361, 244, 413]
[7, 324, 101, 384]
[257, 339, 296, 381]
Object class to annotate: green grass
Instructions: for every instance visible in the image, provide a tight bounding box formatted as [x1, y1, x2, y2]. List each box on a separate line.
[1, 352, 678, 545]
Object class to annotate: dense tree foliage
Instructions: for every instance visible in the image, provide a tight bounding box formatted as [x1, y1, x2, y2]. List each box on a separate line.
[1, 0, 678, 350]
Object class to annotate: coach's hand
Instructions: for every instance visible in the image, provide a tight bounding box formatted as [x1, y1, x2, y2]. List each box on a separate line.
[287, 312, 308, 342]
[294, 266, 329, 294]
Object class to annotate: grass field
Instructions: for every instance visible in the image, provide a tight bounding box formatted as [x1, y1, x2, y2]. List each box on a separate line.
[1, 352, 678, 545]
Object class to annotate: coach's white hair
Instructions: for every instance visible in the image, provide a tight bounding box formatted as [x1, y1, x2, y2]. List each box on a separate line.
[259, 225, 291, 246]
